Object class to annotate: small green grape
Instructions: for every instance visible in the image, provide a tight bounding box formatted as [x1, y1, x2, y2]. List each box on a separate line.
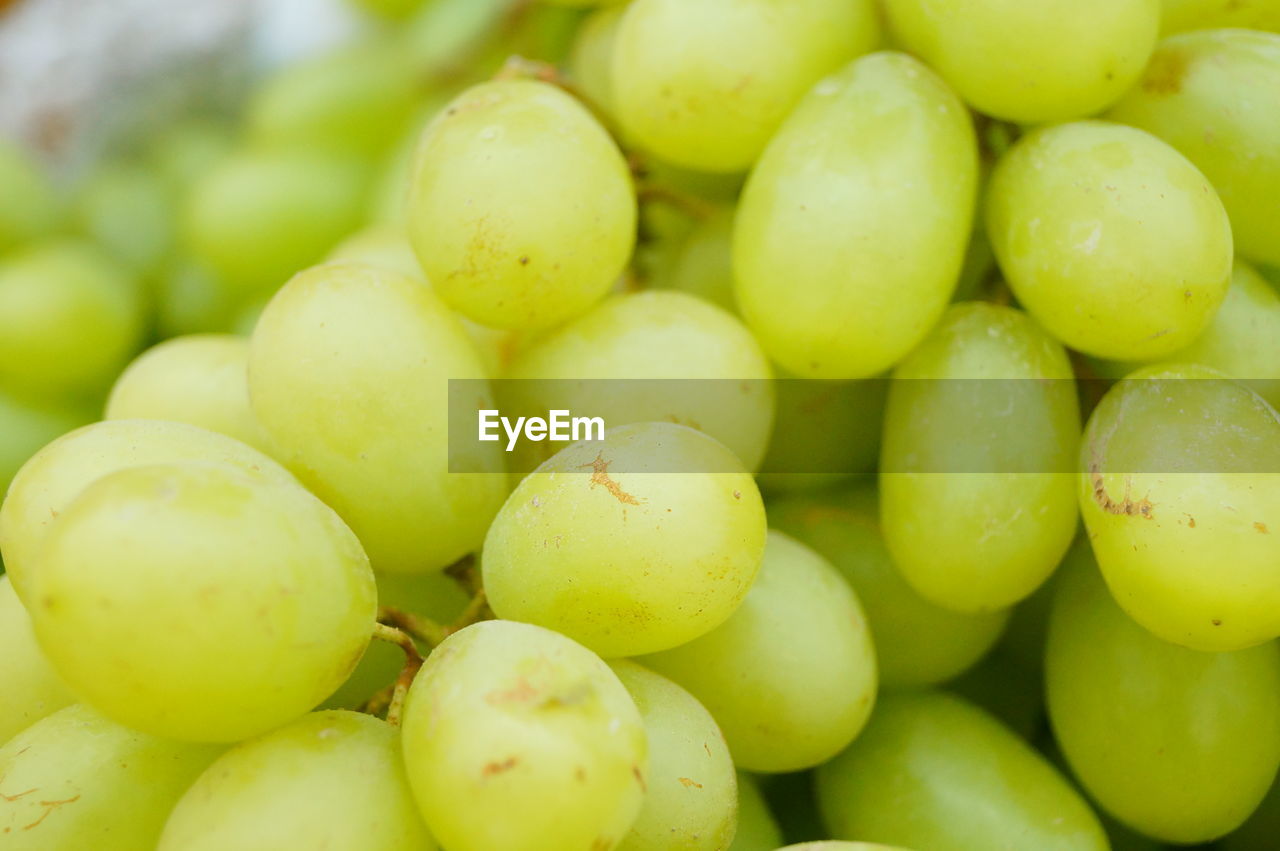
[0, 140, 60, 254]
[986, 121, 1233, 361]
[611, 0, 878, 172]
[158, 711, 435, 850]
[1046, 542, 1280, 843]
[1159, 0, 1280, 33]
[816, 691, 1108, 851]
[730, 773, 782, 851]
[407, 79, 635, 330]
[400, 620, 648, 851]
[71, 160, 175, 277]
[734, 52, 977, 379]
[28, 462, 376, 742]
[0, 575, 73, 746]
[0, 704, 222, 849]
[643, 531, 877, 773]
[483, 422, 766, 658]
[1108, 29, 1280, 267]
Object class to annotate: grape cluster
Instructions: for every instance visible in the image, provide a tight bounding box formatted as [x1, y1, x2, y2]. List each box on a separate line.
[2, 0, 1280, 849]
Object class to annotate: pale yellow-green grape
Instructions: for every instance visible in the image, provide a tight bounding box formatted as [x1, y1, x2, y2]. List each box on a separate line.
[248, 262, 506, 573]
[756, 376, 885, 493]
[651, 207, 736, 314]
[0, 704, 222, 849]
[730, 773, 782, 851]
[1080, 364, 1280, 651]
[0, 239, 144, 400]
[883, 0, 1158, 123]
[0, 576, 72, 745]
[400, 620, 648, 851]
[643, 531, 877, 773]
[568, 5, 626, 117]
[407, 79, 635, 330]
[246, 39, 419, 158]
[1046, 542, 1280, 843]
[0, 418, 297, 602]
[610, 661, 736, 851]
[182, 149, 368, 297]
[986, 121, 1233, 361]
[502, 290, 774, 471]
[1160, 0, 1280, 33]
[767, 486, 1008, 688]
[483, 422, 765, 657]
[1108, 29, 1280, 266]
[154, 255, 238, 338]
[879, 303, 1080, 613]
[147, 117, 235, 191]
[324, 569, 469, 710]
[106, 335, 273, 454]
[0, 140, 60, 254]
[816, 691, 1108, 851]
[734, 52, 977, 379]
[611, 0, 878, 172]
[158, 711, 435, 851]
[28, 462, 376, 742]
[1221, 775, 1280, 851]
[0, 391, 87, 498]
[71, 160, 174, 277]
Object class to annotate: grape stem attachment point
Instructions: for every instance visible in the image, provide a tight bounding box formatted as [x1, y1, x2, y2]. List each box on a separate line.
[370, 622, 425, 727]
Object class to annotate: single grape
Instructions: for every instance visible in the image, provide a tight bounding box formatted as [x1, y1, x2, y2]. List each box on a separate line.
[1046, 541, 1280, 843]
[0, 418, 297, 602]
[880, 303, 1080, 613]
[158, 711, 435, 851]
[768, 485, 1009, 689]
[734, 52, 977, 379]
[611, 0, 878, 172]
[400, 620, 647, 851]
[248, 262, 507, 574]
[0, 704, 222, 849]
[816, 691, 1108, 851]
[1079, 364, 1280, 651]
[71, 160, 175, 277]
[502, 290, 775, 472]
[1159, 0, 1280, 33]
[483, 422, 766, 657]
[407, 79, 635, 330]
[986, 121, 1233, 361]
[1108, 29, 1280, 267]
[642, 530, 877, 773]
[106, 334, 273, 454]
[0, 140, 60, 253]
[730, 773, 782, 851]
[28, 462, 376, 742]
[0, 575, 72, 746]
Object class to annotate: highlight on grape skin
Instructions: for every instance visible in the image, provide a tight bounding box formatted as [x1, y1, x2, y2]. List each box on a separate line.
[0, 1, 1277, 850]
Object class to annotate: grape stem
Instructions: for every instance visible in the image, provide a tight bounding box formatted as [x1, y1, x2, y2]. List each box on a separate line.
[495, 55, 626, 143]
[380, 606, 451, 648]
[370, 622, 425, 727]
[636, 184, 716, 221]
[445, 553, 482, 597]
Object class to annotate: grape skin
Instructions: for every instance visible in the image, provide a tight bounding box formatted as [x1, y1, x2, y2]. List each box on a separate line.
[0, 575, 72, 746]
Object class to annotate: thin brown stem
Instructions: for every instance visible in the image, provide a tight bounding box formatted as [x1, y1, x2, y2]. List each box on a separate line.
[379, 606, 450, 649]
[370, 622, 425, 727]
[445, 554, 483, 598]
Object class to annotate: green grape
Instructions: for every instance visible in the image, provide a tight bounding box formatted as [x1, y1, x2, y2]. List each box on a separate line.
[400, 620, 648, 851]
[756, 376, 885, 493]
[0, 239, 144, 400]
[0, 140, 60, 254]
[986, 121, 1233, 361]
[349, 0, 427, 20]
[568, 5, 626, 116]
[1046, 542, 1280, 843]
[768, 485, 1008, 688]
[158, 711, 435, 851]
[248, 262, 507, 573]
[650, 207, 736, 314]
[483, 422, 766, 657]
[609, 661, 736, 851]
[1080, 364, 1280, 651]
[541, 0, 622, 6]
[734, 52, 977, 379]
[0, 576, 72, 746]
[1108, 29, 1280, 267]
[731, 773, 782, 851]
[0, 391, 87, 499]
[642, 530, 877, 773]
[883, 0, 1158, 123]
[154, 255, 238, 338]
[777, 844, 911, 851]
[407, 79, 635, 330]
[106, 335, 272, 454]
[28, 462, 376, 742]
[502, 290, 775, 471]
[879, 303, 1081, 613]
[1221, 774, 1280, 851]
[816, 691, 1108, 851]
[182, 149, 368, 297]
[1160, 0, 1280, 33]
[147, 117, 235, 191]
[71, 160, 174, 277]
[611, 0, 878, 173]
[0, 418, 297, 602]
[246, 40, 419, 158]
[0, 704, 222, 849]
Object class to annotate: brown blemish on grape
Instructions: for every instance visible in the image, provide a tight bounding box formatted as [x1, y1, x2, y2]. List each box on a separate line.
[632, 764, 647, 792]
[518, 256, 530, 266]
[1256, 522, 1270, 534]
[1213, 619, 1223, 626]
[581, 453, 642, 505]
[1142, 48, 1190, 95]
[486, 676, 538, 705]
[0, 786, 36, 802]
[591, 839, 612, 851]
[678, 777, 703, 789]
[22, 795, 80, 831]
[1185, 514, 1196, 528]
[1090, 467, 1154, 518]
[482, 757, 519, 776]
[575, 767, 587, 783]
[733, 490, 741, 500]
